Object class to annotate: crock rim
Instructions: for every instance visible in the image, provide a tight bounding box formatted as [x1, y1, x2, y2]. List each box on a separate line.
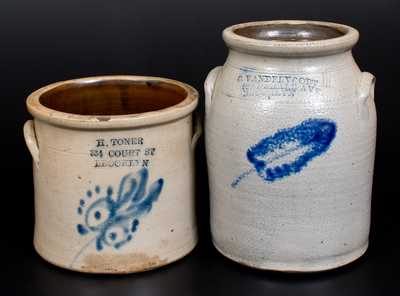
[26, 75, 199, 129]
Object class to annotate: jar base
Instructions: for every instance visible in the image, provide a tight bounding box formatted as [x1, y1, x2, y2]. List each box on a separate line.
[213, 241, 368, 272]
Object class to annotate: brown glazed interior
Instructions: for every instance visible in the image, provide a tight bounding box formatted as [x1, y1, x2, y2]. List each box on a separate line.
[234, 23, 345, 42]
[39, 80, 188, 116]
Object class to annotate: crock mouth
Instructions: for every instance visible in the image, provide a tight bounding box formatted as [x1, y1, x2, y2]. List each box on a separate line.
[27, 76, 198, 129]
[223, 20, 359, 57]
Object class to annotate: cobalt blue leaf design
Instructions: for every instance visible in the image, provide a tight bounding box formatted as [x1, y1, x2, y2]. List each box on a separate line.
[232, 118, 337, 187]
[76, 167, 164, 251]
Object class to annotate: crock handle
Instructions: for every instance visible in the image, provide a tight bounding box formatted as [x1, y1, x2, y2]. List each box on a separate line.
[24, 120, 40, 167]
[357, 72, 376, 104]
[204, 66, 222, 115]
[191, 111, 202, 149]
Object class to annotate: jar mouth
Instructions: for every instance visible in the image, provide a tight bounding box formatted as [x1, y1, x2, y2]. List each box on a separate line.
[223, 20, 359, 57]
[27, 76, 198, 129]
[234, 23, 345, 42]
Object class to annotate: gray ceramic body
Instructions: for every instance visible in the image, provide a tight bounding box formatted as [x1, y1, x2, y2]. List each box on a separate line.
[205, 21, 376, 272]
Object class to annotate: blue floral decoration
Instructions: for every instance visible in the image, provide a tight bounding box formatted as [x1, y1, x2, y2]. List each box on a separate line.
[76, 167, 164, 251]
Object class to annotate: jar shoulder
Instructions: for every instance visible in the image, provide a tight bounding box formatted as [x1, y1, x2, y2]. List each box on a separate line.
[215, 51, 362, 102]
[205, 51, 376, 141]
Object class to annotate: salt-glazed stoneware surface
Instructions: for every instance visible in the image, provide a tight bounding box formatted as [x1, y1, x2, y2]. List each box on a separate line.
[205, 20, 376, 272]
[24, 76, 201, 273]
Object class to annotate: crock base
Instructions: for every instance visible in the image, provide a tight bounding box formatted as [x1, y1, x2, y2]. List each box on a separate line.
[34, 239, 198, 274]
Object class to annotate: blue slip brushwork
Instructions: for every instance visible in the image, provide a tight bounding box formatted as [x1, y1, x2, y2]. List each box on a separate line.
[232, 118, 336, 187]
[75, 167, 164, 252]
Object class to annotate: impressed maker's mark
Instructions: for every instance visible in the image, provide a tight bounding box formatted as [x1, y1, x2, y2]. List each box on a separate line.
[89, 137, 157, 168]
[237, 68, 321, 98]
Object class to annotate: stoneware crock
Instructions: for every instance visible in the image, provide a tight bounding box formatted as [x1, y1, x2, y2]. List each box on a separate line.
[24, 75, 201, 273]
[205, 20, 376, 272]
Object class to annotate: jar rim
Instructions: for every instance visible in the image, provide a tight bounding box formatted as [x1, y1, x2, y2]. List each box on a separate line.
[223, 20, 359, 57]
[26, 75, 198, 130]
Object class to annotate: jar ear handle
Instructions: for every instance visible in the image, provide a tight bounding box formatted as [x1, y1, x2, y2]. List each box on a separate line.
[357, 72, 376, 121]
[357, 72, 376, 104]
[204, 66, 222, 116]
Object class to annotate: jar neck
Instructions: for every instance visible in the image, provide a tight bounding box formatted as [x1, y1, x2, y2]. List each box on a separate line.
[226, 49, 358, 73]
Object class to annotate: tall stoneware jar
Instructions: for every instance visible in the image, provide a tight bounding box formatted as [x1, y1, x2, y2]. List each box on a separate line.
[24, 76, 200, 273]
[205, 21, 376, 272]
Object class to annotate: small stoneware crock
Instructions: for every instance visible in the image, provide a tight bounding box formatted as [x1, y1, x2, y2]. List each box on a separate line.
[205, 20, 376, 272]
[24, 75, 201, 273]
